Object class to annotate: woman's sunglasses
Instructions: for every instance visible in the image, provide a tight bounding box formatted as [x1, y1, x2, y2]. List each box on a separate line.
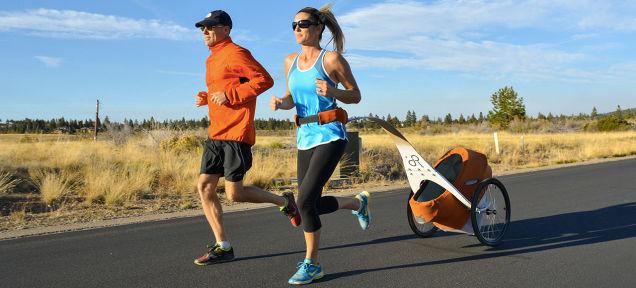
[292, 20, 320, 31]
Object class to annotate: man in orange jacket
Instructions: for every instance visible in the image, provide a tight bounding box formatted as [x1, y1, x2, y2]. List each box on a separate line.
[193, 10, 301, 266]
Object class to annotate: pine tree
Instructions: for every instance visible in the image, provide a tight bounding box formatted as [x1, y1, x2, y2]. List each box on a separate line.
[538, 112, 546, 120]
[444, 113, 453, 125]
[547, 112, 554, 121]
[487, 86, 526, 128]
[411, 111, 417, 126]
[404, 111, 411, 127]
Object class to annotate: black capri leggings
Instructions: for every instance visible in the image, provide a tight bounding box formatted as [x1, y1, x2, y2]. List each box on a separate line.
[297, 139, 347, 232]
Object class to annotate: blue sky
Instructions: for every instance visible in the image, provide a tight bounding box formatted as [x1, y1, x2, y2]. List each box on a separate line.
[1, 0, 635, 122]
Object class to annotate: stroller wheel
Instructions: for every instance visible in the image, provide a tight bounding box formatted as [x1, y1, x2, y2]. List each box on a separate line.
[470, 178, 511, 246]
[407, 191, 438, 237]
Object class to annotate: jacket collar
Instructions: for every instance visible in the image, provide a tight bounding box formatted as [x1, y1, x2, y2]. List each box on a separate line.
[210, 36, 233, 53]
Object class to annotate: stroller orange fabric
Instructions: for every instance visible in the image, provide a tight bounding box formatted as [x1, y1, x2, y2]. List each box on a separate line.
[409, 147, 492, 230]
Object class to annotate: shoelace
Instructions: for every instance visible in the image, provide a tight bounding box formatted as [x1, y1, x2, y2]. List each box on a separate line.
[295, 262, 312, 274]
[358, 196, 367, 216]
[206, 243, 223, 254]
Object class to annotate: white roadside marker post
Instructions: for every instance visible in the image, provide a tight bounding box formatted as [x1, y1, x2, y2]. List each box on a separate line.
[494, 132, 500, 155]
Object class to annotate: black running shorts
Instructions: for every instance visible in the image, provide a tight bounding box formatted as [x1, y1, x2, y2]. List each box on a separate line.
[200, 139, 252, 182]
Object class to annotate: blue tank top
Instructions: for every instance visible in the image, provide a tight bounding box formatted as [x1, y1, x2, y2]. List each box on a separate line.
[288, 50, 347, 150]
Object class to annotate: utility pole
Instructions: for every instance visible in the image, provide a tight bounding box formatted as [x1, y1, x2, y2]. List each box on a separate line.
[94, 99, 99, 141]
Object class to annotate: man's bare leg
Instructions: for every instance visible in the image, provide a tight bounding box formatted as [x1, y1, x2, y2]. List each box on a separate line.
[197, 173, 226, 242]
[225, 180, 301, 227]
[224, 180, 286, 206]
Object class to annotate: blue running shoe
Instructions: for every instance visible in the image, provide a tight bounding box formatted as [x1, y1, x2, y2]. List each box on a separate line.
[352, 191, 371, 230]
[288, 259, 324, 285]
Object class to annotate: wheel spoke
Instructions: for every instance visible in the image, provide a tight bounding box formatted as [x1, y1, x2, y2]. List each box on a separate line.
[479, 183, 506, 242]
[471, 180, 510, 245]
[488, 187, 495, 240]
[493, 185, 503, 240]
[489, 213, 495, 239]
[491, 186, 497, 210]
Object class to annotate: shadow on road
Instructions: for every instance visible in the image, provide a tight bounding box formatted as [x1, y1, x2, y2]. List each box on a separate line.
[233, 234, 421, 262]
[318, 202, 636, 282]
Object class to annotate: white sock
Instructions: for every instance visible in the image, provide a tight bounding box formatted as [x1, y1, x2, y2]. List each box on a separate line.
[217, 241, 231, 250]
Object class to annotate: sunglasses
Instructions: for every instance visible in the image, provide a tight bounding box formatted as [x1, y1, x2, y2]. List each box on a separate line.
[199, 25, 225, 32]
[292, 20, 320, 31]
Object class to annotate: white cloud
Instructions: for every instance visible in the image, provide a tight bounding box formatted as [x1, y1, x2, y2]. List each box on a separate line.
[572, 1, 636, 32]
[600, 62, 636, 80]
[338, 0, 636, 81]
[34, 56, 62, 67]
[0, 8, 197, 40]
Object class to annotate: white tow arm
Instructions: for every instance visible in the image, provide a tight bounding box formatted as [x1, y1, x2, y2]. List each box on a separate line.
[351, 117, 471, 209]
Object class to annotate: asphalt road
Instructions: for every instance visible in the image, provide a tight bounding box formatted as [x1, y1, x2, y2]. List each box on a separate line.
[1, 159, 635, 287]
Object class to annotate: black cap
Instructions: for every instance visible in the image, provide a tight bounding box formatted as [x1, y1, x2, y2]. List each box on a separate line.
[195, 10, 232, 29]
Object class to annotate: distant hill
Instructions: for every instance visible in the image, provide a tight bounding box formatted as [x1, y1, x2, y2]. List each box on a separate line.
[599, 107, 636, 117]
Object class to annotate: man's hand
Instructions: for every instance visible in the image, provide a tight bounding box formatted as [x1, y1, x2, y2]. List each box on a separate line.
[195, 91, 208, 107]
[209, 91, 228, 105]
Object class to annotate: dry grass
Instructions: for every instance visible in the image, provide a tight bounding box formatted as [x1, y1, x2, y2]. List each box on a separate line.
[359, 131, 636, 173]
[9, 209, 27, 224]
[1, 130, 635, 214]
[245, 147, 296, 189]
[30, 169, 78, 206]
[0, 171, 20, 195]
[0, 130, 297, 209]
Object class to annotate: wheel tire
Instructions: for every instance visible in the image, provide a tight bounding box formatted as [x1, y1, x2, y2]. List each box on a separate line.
[470, 178, 511, 246]
[407, 191, 438, 237]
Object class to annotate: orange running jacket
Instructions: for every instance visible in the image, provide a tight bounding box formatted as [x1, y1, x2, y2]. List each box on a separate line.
[203, 37, 273, 146]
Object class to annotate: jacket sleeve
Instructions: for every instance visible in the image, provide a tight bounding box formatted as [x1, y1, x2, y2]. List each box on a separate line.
[225, 48, 274, 105]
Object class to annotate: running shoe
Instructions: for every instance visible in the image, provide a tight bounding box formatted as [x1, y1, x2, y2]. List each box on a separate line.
[280, 192, 302, 227]
[193, 243, 234, 266]
[352, 191, 371, 230]
[288, 260, 324, 285]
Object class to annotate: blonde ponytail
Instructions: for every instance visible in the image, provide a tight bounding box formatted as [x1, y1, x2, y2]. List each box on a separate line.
[298, 4, 345, 53]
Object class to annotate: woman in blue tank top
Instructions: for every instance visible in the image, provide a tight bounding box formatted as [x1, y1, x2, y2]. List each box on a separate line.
[270, 5, 372, 285]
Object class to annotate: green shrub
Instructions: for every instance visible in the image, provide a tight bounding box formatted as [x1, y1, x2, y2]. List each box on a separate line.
[19, 135, 37, 143]
[160, 134, 204, 153]
[268, 142, 284, 149]
[597, 116, 631, 132]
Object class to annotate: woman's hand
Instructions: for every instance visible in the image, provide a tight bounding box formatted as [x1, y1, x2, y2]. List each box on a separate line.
[320, 52, 361, 104]
[270, 96, 283, 111]
[315, 79, 333, 98]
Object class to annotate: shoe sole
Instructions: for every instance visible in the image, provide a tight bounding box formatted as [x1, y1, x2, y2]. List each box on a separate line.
[358, 191, 371, 230]
[288, 271, 325, 285]
[283, 193, 302, 227]
[193, 257, 235, 266]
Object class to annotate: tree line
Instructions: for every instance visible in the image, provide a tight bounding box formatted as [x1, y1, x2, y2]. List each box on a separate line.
[2, 109, 629, 134]
[1, 87, 633, 134]
[0, 117, 296, 134]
